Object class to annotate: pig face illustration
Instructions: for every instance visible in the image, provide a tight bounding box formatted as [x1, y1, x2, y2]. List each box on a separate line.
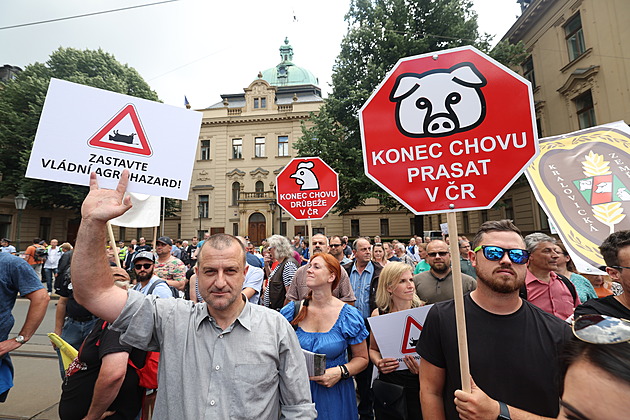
[389, 62, 487, 138]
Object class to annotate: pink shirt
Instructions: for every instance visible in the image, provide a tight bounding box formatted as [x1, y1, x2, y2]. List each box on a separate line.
[526, 270, 580, 320]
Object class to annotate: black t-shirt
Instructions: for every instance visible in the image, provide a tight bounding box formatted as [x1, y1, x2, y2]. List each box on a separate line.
[417, 293, 572, 420]
[56, 252, 93, 319]
[574, 295, 630, 318]
[59, 320, 146, 420]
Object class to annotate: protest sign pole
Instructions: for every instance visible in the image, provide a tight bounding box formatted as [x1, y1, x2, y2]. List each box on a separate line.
[307, 219, 313, 255]
[106, 221, 121, 268]
[447, 211, 471, 393]
[152, 227, 158, 251]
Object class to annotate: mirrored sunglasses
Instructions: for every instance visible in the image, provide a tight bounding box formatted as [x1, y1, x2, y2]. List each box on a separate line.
[573, 314, 630, 344]
[473, 245, 529, 265]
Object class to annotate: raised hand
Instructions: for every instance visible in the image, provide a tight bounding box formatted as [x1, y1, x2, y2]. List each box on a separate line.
[81, 170, 133, 223]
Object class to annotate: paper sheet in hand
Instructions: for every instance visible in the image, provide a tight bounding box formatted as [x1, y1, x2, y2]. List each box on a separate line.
[302, 349, 326, 377]
[368, 305, 432, 371]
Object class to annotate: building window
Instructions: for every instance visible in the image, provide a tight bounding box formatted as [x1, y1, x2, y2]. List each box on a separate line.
[210, 227, 225, 235]
[280, 221, 287, 236]
[233, 223, 239, 236]
[522, 56, 535, 88]
[200, 140, 210, 160]
[575, 90, 596, 129]
[39, 217, 51, 241]
[536, 118, 543, 139]
[480, 210, 488, 223]
[380, 219, 389, 237]
[232, 138, 242, 159]
[351, 220, 360, 237]
[254, 97, 267, 109]
[462, 212, 470, 235]
[313, 228, 326, 235]
[231, 182, 240, 206]
[278, 136, 289, 157]
[504, 198, 514, 222]
[119, 226, 126, 241]
[565, 13, 586, 61]
[255, 181, 264, 194]
[136, 228, 143, 240]
[199, 195, 209, 218]
[254, 137, 265, 158]
[0, 214, 11, 240]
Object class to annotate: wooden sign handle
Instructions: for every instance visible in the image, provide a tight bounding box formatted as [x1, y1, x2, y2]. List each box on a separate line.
[447, 211, 471, 393]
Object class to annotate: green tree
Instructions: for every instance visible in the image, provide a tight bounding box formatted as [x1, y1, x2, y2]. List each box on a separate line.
[0, 47, 159, 211]
[296, 0, 522, 214]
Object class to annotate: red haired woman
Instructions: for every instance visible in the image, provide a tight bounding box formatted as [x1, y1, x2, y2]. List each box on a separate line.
[281, 253, 369, 419]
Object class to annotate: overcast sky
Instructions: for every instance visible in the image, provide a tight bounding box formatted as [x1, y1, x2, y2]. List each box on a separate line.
[1, 0, 522, 108]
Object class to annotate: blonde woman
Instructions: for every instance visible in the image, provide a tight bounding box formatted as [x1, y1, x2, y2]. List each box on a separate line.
[369, 262, 425, 419]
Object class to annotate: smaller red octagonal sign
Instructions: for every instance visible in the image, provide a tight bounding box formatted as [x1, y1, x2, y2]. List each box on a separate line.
[360, 46, 539, 215]
[276, 157, 339, 221]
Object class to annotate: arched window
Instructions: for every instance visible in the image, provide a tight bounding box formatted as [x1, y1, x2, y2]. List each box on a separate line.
[232, 182, 240, 206]
[255, 181, 264, 196]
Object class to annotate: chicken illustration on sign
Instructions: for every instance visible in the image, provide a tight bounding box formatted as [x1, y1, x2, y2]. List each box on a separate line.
[290, 161, 320, 190]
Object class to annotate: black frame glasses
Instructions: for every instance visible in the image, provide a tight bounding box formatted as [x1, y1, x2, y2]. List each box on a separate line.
[427, 251, 449, 257]
[134, 263, 153, 270]
[609, 265, 630, 270]
[473, 245, 529, 265]
[573, 314, 630, 344]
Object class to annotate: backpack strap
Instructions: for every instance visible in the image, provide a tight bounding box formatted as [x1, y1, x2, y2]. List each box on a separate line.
[147, 279, 166, 295]
[556, 273, 578, 304]
[291, 300, 303, 331]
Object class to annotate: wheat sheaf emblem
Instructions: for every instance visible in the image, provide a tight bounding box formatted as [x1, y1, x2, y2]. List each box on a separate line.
[580, 151, 626, 234]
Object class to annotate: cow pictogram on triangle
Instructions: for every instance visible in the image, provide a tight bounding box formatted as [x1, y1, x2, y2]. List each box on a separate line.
[87, 104, 152, 156]
[400, 316, 423, 354]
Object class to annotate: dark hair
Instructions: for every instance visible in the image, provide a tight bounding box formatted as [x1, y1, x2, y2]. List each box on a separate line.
[33, 237, 42, 244]
[560, 339, 630, 395]
[599, 230, 630, 267]
[555, 242, 577, 273]
[471, 220, 523, 249]
[291, 253, 341, 326]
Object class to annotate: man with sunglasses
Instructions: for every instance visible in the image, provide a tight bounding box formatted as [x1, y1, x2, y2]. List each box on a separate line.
[413, 240, 476, 304]
[131, 251, 174, 299]
[417, 220, 572, 420]
[575, 230, 630, 319]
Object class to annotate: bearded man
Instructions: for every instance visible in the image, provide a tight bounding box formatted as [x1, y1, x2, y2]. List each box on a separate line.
[413, 240, 476, 304]
[417, 220, 572, 420]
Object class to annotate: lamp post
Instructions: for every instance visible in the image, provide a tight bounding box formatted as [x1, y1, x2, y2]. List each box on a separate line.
[14, 192, 28, 253]
[268, 201, 277, 235]
[197, 204, 204, 238]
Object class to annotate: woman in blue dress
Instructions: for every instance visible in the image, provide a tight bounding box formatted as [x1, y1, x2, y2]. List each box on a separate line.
[281, 253, 369, 420]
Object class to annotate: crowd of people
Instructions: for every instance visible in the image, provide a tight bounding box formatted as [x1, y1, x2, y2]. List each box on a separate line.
[1, 171, 630, 419]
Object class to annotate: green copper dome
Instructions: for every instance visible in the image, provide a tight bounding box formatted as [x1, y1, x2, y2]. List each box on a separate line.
[261, 38, 319, 87]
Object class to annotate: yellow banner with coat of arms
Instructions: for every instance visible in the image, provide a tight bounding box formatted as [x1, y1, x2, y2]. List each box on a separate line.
[525, 121, 630, 271]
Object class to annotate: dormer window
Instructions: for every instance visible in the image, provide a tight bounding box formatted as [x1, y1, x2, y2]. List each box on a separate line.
[254, 97, 267, 109]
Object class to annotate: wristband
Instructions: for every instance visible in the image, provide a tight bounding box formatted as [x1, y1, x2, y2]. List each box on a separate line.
[340, 364, 350, 379]
[497, 401, 511, 420]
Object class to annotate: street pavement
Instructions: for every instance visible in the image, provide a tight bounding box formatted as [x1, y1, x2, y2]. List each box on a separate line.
[1, 296, 62, 420]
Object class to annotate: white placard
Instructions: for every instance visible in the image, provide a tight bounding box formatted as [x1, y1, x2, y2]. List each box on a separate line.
[26, 78, 202, 200]
[368, 305, 433, 371]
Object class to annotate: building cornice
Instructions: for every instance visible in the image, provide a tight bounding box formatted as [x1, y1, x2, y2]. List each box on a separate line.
[201, 112, 315, 126]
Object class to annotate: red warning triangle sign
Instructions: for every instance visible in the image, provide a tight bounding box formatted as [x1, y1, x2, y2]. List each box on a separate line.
[400, 315, 423, 354]
[87, 104, 152, 156]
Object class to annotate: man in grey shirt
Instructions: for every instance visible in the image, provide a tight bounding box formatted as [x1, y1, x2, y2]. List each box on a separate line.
[71, 171, 317, 419]
[413, 240, 476, 304]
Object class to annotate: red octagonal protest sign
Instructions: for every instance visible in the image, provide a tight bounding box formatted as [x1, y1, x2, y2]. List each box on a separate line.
[276, 157, 339, 220]
[360, 46, 538, 214]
